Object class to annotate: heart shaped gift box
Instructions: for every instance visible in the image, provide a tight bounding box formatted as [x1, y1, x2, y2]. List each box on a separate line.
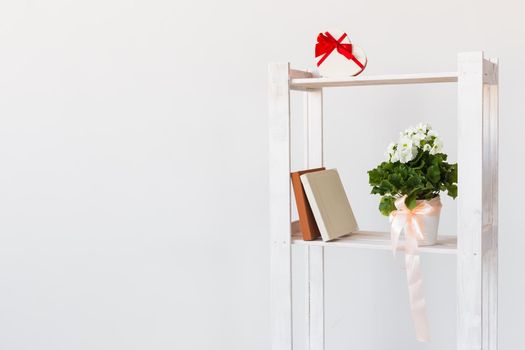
[315, 30, 367, 77]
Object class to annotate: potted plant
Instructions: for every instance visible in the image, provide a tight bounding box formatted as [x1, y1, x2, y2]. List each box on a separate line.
[368, 123, 457, 245]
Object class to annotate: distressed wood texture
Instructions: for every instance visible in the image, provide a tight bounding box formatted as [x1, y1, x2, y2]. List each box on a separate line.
[269, 62, 293, 350]
[292, 229, 457, 254]
[290, 72, 458, 89]
[304, 88, 325, 350]
[457, 52, 498, 350]
[483, 58, 499, 350]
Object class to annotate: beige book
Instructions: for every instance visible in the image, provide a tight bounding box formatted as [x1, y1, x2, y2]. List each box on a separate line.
[300, 169, 358, 241]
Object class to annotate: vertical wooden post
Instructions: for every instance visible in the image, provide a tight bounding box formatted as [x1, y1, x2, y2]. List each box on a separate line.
[269, 63, 293, 350]
[457, 52, 498, 350]
[483, 58, 499, 350]
[457, 51, 484, 350]
[304, 89, 325, 350]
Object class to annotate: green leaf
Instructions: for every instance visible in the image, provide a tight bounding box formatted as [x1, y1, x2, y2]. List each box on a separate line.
[371, 187, 382, 195]
[451, 163, 458, 182]
[389, 173, 402, 188]
[379, 196, 396, 216]
[397, 166, 408, 179]
[378, 179, 395, 194]
[406, 185, 424, 206]
[405, 193, 418, 210]
[383, 162, 394, 171]
[409, 149, 424, 165]
[412, 159, 426, 170]
[447, 184, 458, 198]
[427, 165, 441, 184]
[368, 169, 381, 185]
[406, 175, 422, 188]
[430, 154, 444, 167]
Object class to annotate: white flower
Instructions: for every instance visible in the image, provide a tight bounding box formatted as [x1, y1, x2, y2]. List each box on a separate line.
[401, 123, 430, 148]
[385, 142, 397, 161]
[427, 129, 439, 139]
[430, 137, 443, 155]
[411, 131, 426, 145]
[398, 149, 415, 163]
[385, 122, 445, 163]
[397, 137, 417, 163]
[416, 122, 431, 133]
[404, 126, 417, 136]
[390, 151, 400, 162]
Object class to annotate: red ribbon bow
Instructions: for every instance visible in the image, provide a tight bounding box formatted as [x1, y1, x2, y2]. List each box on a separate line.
[315, 32, 364, 69]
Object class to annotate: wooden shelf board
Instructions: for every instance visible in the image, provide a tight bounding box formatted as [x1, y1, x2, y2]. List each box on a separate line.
[291, 230, 457, 255]
[290, 72, 458, 89]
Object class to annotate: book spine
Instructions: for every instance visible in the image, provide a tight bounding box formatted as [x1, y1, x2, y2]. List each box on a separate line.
[300, 175, 329, 241]
[291, 173, 311, 240]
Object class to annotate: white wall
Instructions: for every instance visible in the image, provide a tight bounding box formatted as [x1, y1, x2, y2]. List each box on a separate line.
[0, 0, 523, 349]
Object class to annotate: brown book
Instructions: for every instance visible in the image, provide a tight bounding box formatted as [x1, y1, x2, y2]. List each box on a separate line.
[291, 168, 325, 241]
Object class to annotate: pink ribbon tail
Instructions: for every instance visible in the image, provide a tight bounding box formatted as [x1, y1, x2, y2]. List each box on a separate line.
[389, 195, 437, 342]
[405, 227, 430, 342]
[405, 254, 430, 341]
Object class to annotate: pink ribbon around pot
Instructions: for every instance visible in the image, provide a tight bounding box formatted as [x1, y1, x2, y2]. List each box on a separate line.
[389, 195, 443, 342]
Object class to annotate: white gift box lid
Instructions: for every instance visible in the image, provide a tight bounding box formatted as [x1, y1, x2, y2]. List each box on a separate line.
[315, 30, 367, 78]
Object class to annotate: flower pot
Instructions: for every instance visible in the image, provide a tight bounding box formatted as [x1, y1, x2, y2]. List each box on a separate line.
[415, 196, 442, 246]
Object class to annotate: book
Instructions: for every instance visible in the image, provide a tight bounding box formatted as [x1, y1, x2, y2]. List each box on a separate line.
[300, 169, 358, 241]
[291, 168, 325, 241]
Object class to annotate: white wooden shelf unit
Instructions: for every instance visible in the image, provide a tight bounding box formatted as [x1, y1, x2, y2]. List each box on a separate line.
[269, 52, 498, 350]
